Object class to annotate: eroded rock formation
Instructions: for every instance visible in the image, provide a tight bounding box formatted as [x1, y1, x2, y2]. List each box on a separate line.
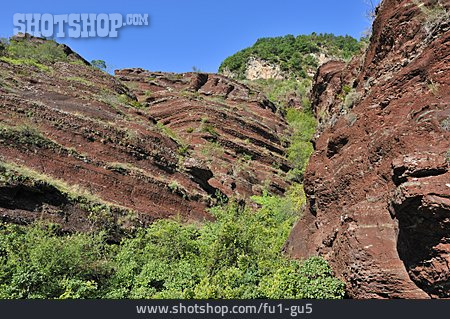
[0, 48, 290, 234]
[285, 0, 449, 298]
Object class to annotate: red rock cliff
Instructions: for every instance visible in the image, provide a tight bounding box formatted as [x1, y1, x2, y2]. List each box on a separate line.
[0, 41, 290, 235]
[285, 0, 449, 298]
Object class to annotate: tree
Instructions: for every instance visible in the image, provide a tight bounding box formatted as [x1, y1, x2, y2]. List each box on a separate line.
[91, 59, 107, 71]
[0, 38, 7, 56]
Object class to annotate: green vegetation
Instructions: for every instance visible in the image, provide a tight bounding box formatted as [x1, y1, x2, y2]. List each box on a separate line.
[0, 56, 50, 72]
[91, 59, 107, 71]
[168, 181, 181, 193]
[199, 117, 219, 137]
[118, 94, 146, 109]
[0, 223, 109, 299]
[66, 76, 94, 86]
[285, 108, 317, 182]
[219, 33, 363, 79]
[0, 38, 70, 70]
[0, 34, 346, 300]
[0, 195, 344, 299]
[177, 145, 190, 156]
[241, 80, 317, 183]
[201, 141, 224, 160]
[248, 78, 312, 110]
[0, 38, 6, 55]
[5, 39, 68, 64]
[201, 122, 219, 137]
[0, 124, 54, 149]
[156, 122, 183, 144]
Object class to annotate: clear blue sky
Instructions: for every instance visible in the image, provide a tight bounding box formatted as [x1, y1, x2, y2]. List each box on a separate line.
[0, 0, 379, 73]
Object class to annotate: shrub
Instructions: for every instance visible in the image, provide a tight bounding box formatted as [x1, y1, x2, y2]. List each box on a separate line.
[168, 181, 180, 193]
[201, 124, 218, 137]
[118, 94, 145, 109]
[177, 145, 189, 156]
[66, 76, 93, 86]
[285, 108, 317, 181]
[0, 38, 7, 56]
[91, 59, 107, 71]
[0, 200, 345, 299]
[249, 78, 312, 110]
[6, 39, 68, 64]
[259, 257, 345, 299]
[0, 223, 111, 299]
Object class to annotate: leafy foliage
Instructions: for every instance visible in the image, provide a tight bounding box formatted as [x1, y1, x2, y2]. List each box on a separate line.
[0, 198, 344, 299]
[5, 39, 68, 64]
[219, 33, 363, 79]
[91, 59, 107, 71]
[243, 78, 317, 182]
[0, 223, 110, 299]
[0, 38, 72, 72]
[0, 56, 50, 72]
[248, 78, 312, 110]
[0, 38, 7, 56]
[285, 108, 317, 182]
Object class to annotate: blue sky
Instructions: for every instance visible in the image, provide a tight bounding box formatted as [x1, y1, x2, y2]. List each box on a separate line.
[0, 0, 378, 73]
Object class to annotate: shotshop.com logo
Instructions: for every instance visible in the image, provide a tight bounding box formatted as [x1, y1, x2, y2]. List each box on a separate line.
[13, 13, 149, 38]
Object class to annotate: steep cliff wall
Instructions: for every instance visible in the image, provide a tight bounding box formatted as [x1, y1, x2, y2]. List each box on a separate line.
[285, 0, 449, 298]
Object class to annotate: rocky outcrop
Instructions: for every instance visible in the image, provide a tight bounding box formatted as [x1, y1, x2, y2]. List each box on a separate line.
[285, 0, 449, 298]
[310, 60, 346, 122]
[115, 69, 291, 199]
[0, 47, 290, 234]
[221, 57, 287, 80]
[244, 57, 286, 80]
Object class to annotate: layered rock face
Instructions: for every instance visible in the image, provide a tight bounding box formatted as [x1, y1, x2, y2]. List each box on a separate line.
[0, 48, 290, 233]
[115, 69, 290, 199]
[285, 0, 449, 298]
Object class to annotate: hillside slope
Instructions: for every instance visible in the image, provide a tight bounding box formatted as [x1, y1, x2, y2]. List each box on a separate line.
[219, 33, 364, 80]
[285, 0, 450, 298]
[0, 36, 290, 236]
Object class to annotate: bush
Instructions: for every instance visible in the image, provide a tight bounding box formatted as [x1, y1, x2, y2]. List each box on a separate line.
[285, 108, 317, 181]
[249, 78, 312, 109]
[0, 38, 7, 56]
[0, 223, 110, 299]
[113, 199, 344, 299]
[0, 198, 345, 299]
[6, 39, 68, 64]
[260, 257, 345, 299]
